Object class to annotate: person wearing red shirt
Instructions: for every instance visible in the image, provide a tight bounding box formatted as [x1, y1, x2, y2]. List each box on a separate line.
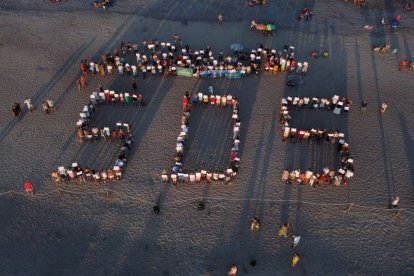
[318, 174, 327, 185]
[24, 180, 33, 194]
[182, 96, 189, 111]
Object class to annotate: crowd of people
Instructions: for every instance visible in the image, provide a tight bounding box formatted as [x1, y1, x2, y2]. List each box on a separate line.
[162, 87, 241, 184]
[80, 40, 310, 80]
[279, 95, 354, 185]
[263, 45, 309, 75]
[53, 132, 133, 183]
[52, 88, 138, 183]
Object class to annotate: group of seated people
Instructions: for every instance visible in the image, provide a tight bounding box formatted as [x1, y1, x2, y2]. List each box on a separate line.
[162, 168, 238, 184]
[167, 92, 241, 184]
[279, 97, 354, 144]
[264, 58, 309, 74]
[280, 130, 354, 184]
[281, 160, 354, 186]
[54, 117, 134, 182]
[280, 95, 353, 143]
[77, 123, 134, 144]
[280, 95, 352, 127]
[76, 90, 142, 130]
[52, 161, 125, 183]
[89, 90, 144, 106]
[188, 92, 240, 108]
[282, 127, 346, 144]
[81, 40, 308, 79]
[261, 45, 309, 75]
[92, 0, 111, 9]
[61, 130, 132, 183]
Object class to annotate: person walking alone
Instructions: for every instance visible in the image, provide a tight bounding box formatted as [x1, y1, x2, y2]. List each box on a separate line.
[208, 84, 214, 95]
[24, 180, 34, 195]
[361, 101, 368, 114]
[228, 264, 237, 276]
[279, 223, 289, 238]
[381, 101, 388, 115]
[12, 102, 22, 117]
[292, 253, 300, 267]
[392, 195, 400, 208]
[218, 14, 224, 24]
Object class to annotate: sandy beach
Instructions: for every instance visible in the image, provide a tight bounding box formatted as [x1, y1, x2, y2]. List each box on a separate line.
[0, 0, 414, 275]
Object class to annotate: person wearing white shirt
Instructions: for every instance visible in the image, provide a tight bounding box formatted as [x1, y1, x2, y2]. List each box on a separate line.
[23, 97, 34, 112]
[292, 235, 301, 248]
[392, 196, 399, 208]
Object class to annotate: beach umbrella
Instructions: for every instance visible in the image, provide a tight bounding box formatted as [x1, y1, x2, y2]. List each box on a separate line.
[230, 43, 243, 51]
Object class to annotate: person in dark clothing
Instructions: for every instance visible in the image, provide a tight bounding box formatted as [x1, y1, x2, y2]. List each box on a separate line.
[12, 103, 21, 117]
[361, 101, 368, 113]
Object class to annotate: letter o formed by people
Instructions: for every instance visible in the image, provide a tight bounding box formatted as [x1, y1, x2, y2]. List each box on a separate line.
[163, 93, 241, 185]
[280, 95, 354, 186]
[51, 89, 144, 184]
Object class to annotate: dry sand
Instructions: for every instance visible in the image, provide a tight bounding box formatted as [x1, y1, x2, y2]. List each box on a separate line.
[0, 0, 414, 275]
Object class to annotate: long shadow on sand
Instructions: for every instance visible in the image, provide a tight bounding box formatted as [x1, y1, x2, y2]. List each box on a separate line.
[0, 16, 137, 146]
[398, 114, 414, 190]
[0, 42, 91, 144]
[53, 76, 174, 176]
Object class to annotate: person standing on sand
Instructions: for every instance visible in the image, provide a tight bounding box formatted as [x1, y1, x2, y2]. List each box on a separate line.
[80, 60, 87, 75]
[24, 180, 34, 194]
[292, 235, 301, 248]
[208, 84, 214, 95]
[250, 217, 260, 231]
[218, 14, 224, 24]
[392, 195, 400, 208]
[173, 33, 182, 47]
[399, 59, 408, 70]
[182, 95, 189, 111]
[282, 169, 290, 183]
[361, 101, 368, 113]
[228, 264, 237, 276]
[76, 76, 87, 91]
[279, 223, 289, 237]
[292, 253, 300, 267]
[24, 97, 34, 112]
[302, 61, 309, 76]
[380, 102, 388, 114]
[12, 102, 21, 117]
